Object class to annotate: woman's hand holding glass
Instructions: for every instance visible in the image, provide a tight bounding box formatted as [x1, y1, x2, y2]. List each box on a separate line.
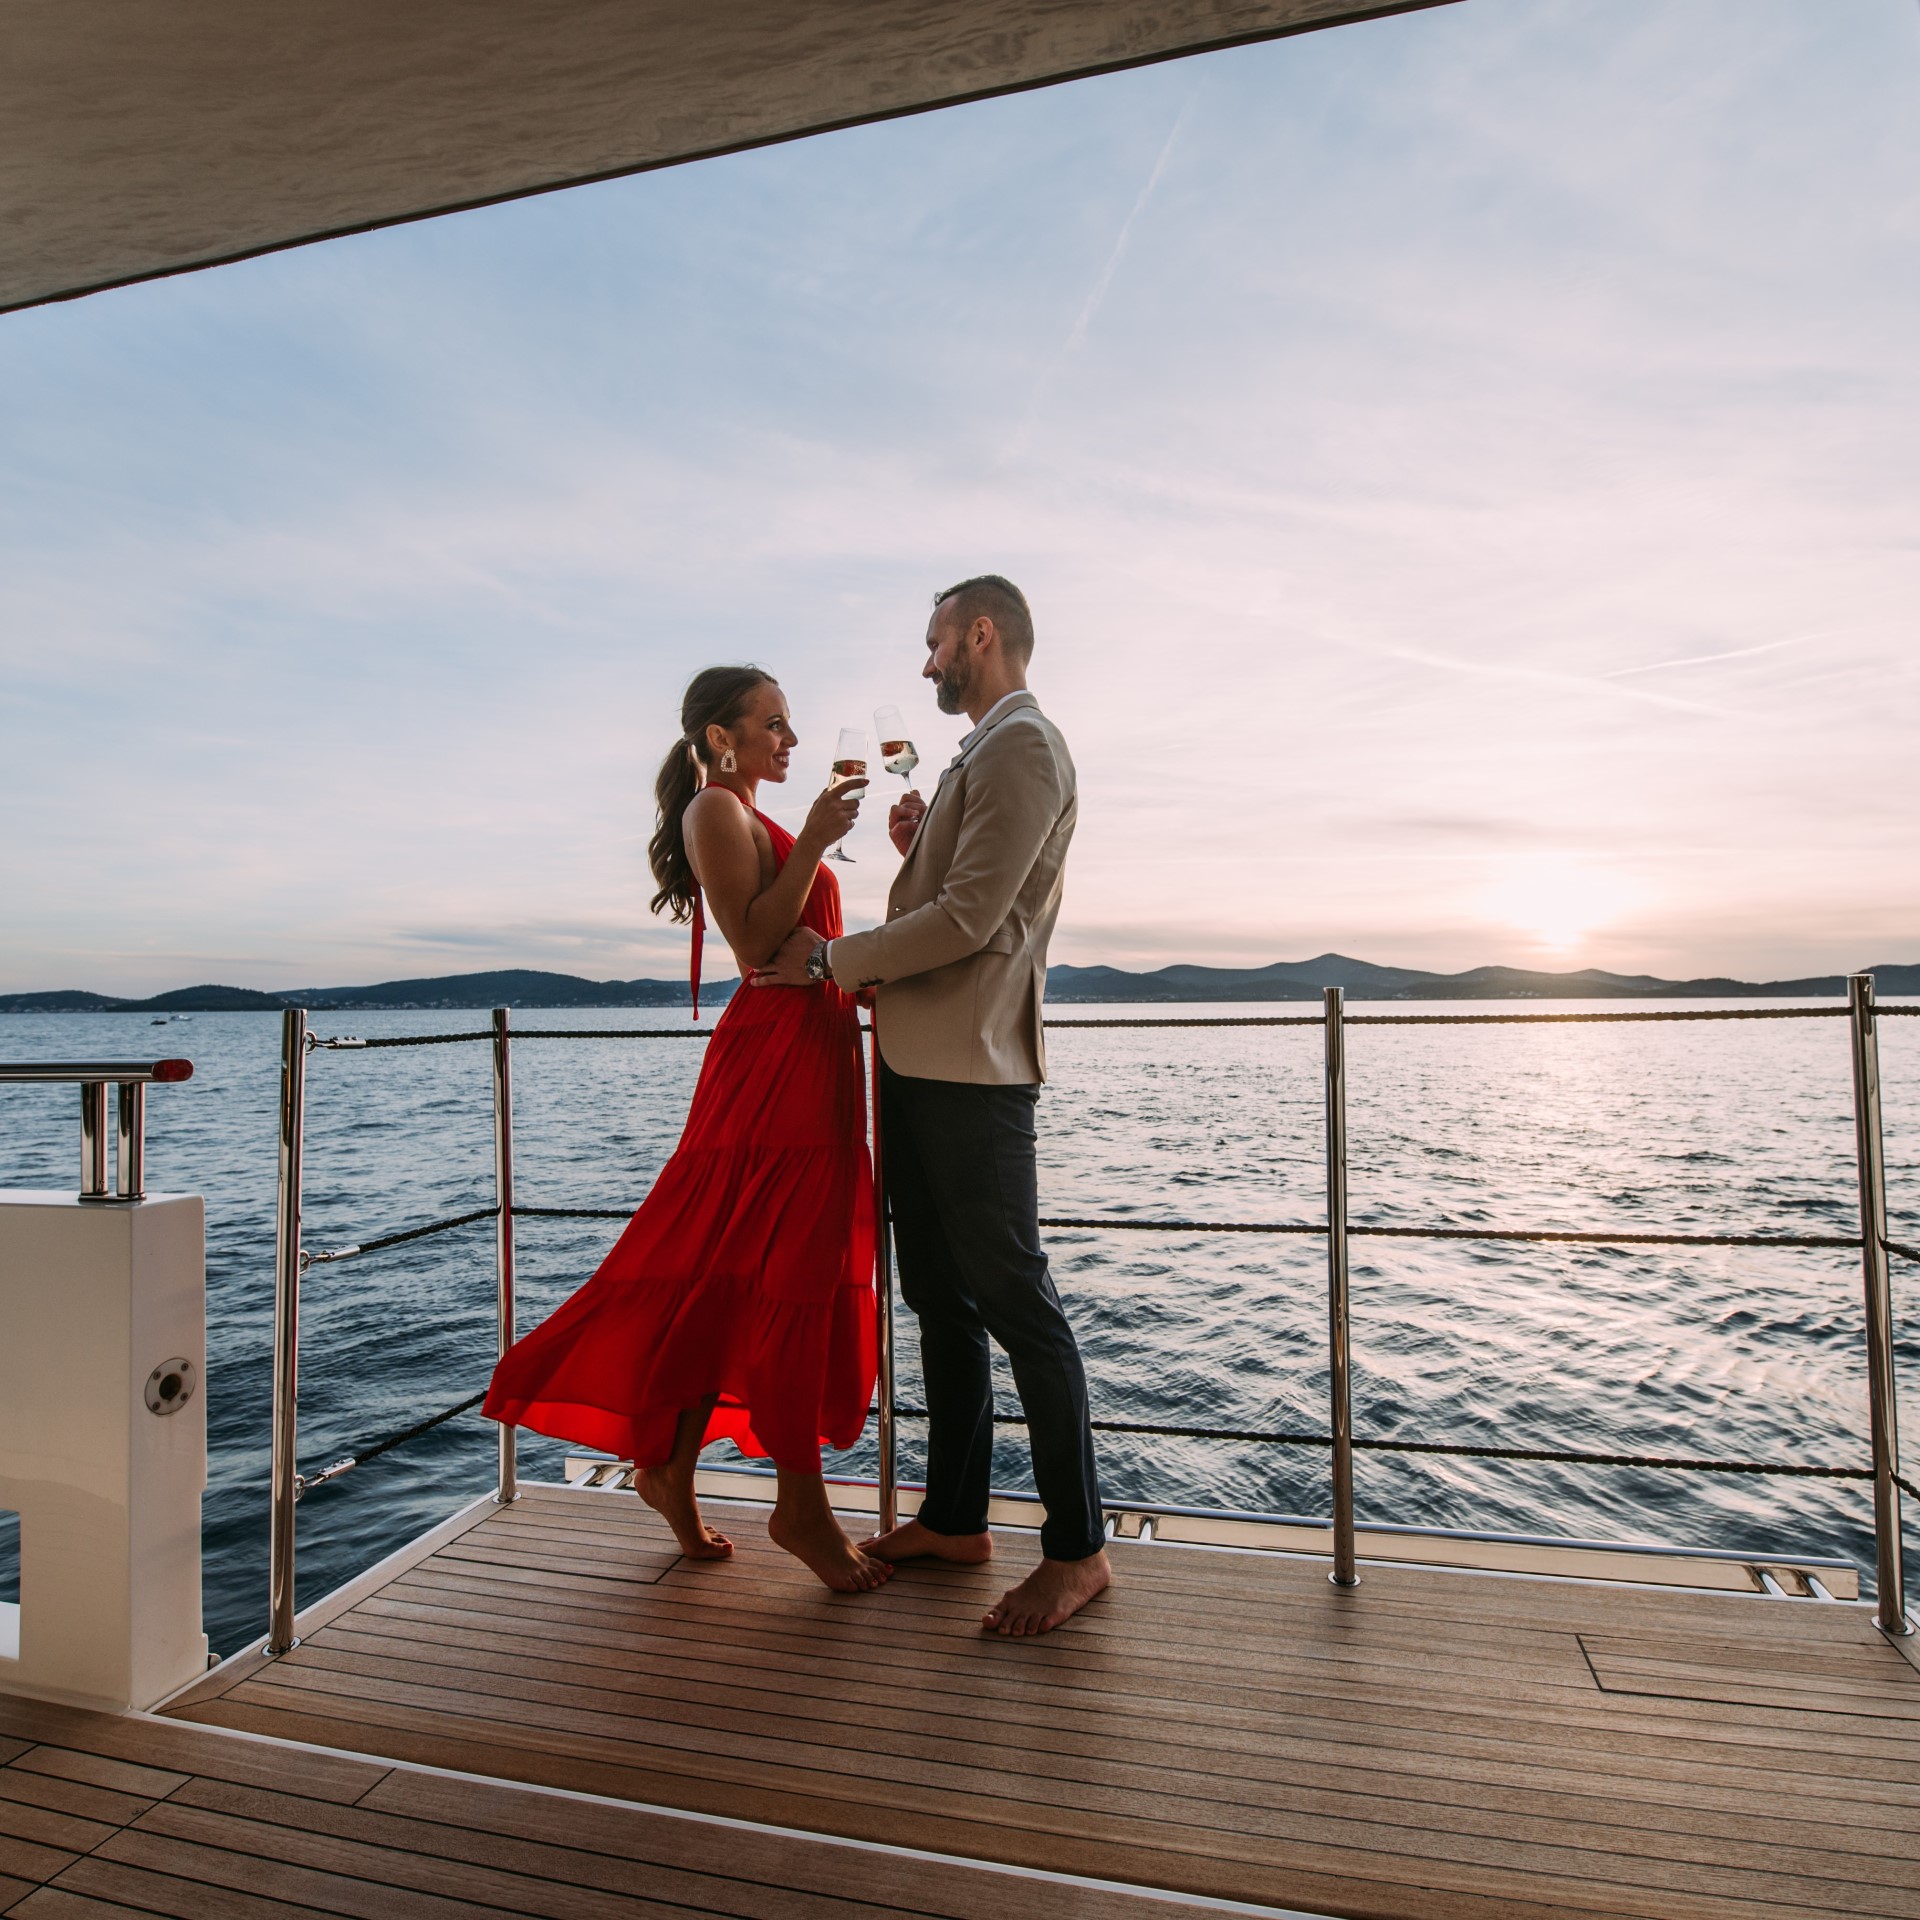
[823, 727, 867, 863]
[800, 771, 867, 858]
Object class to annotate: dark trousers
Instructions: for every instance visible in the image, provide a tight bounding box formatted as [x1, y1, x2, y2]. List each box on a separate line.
[880, 1061, 1104, 1562]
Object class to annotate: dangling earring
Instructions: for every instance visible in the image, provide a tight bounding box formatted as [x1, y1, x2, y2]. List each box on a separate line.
[719, 748, 738, 774]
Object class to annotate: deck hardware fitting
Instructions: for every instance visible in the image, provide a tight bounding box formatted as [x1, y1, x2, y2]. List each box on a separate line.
[144, 1358, 196, 1415]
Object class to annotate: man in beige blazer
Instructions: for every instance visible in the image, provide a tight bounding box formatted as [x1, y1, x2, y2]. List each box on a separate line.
[761, 575, 1109, 1634]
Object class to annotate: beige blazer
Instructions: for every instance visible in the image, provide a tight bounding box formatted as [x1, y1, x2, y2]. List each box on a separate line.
[828, 692, 1075, 1085]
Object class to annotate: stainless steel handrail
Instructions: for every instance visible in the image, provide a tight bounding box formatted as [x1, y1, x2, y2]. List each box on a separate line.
[0, 1057, 194, 1200]
[491, 1008, 517, 1507]
[0, 1060, 196, 1081]
[1849, 974, 1909, 1635]
[1324, 986, 1357, 1588]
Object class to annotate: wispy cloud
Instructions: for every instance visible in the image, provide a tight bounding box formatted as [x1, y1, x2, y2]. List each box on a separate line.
[1342, 637, 1740, 721]
[1605, 633, 1816, 679]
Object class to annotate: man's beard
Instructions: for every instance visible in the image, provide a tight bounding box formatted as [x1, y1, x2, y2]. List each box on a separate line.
[933, 650, 972, 715]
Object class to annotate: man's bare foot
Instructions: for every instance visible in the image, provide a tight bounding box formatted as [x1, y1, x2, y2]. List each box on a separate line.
[982, 1550, 1111, 1636]
[633, 1466, 732, 1560]
[859, 1517, 993, 1565]
[769, 1504, 895, 1593]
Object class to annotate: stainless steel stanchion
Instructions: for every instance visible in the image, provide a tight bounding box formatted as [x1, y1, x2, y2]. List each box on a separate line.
[871, 1018, 898, 1534]
[1325, 985, 1357, 1588]
[116, 1080, 145, 1199]
[78, 1081, 111, 1198]
[1848, 973, 1908, 1634]
[266, 1007, 307, 1655]
[491, 1006, 517, 1505]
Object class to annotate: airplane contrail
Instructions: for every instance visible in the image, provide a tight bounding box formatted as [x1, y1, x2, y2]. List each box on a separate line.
[1065, 93, 1197, 354]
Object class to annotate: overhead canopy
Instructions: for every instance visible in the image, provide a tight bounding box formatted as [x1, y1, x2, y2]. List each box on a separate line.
[2, 0, 1449, 314]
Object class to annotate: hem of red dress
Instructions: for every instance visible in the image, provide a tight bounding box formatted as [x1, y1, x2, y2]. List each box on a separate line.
[481, 1393, 867, 1479]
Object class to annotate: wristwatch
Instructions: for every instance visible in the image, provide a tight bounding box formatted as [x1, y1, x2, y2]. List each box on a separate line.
[805, 939, 831, 984]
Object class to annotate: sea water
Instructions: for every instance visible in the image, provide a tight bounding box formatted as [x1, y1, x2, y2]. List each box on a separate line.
[0, 1001, 1915, 1657]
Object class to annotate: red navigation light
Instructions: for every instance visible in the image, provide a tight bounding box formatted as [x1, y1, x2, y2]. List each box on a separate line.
[153, 1059, 194, 1082]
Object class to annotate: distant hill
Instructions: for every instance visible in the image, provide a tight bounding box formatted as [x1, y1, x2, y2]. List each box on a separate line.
[1045, 954, 1920, 1003]
[0, 969, 723, 1014]
[0, 983, 291, 1013]
[281, 968, 722, 1011]
[2, 955, 1915, 1014]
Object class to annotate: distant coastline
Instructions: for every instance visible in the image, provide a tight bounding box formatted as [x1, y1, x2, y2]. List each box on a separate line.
[2, 953, 1915, 1014]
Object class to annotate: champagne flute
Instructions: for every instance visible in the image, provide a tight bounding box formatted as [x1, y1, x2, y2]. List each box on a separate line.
[874, 705, 919, 782]
[825, 727, 866, 862]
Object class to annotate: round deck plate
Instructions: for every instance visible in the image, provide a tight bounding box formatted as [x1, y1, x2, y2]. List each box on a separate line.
[145, 1356, 197, 1415]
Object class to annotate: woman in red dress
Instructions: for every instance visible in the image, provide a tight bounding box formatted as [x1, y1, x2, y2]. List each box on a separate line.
[483, 666, 891, 1592]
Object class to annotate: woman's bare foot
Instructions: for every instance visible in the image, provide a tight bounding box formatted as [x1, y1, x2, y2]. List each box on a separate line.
[983, 1550, 1111, 1636]
[634, 1465, 733, 1560]
[769, 1506, 892, 1591]
[770, 1472, 893, 1592]
[859, 1517, 993, 1565]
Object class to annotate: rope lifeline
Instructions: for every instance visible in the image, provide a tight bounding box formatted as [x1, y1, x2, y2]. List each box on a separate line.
[512, 1028, 710, 1041]
[1341, 1007, 1852, 1026]
[302, 1205, 498, 1269]
[311, 1031, 494, 1049]
[308, 1000, 1917, 1049]
[1038, 1216, 1860, 1250]
[295, 1390, 488, 1498]
[886, 1406, 1870, 1482]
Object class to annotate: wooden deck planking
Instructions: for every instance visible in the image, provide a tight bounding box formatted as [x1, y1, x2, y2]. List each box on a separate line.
[151, 1482, 1920, 1920]
[372, 1557, 1920, 1780]
[255, 1605, 1920, 1843]
[303, 1607, 1920, 1840]
[0, 1690, 1223, 1920]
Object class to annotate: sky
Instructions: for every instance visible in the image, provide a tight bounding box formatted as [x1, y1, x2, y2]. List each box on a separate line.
[3, 0, 1917, 995]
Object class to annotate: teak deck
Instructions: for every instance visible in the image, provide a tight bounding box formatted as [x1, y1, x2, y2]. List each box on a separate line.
[151, 1482, 1920, 1920]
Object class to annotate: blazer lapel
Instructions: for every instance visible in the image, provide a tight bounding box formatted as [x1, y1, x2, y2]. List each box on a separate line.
[901, 692, 1038, 865]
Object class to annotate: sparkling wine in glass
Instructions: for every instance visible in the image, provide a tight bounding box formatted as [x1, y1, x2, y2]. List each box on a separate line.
[874, 705, 919, 781]
[825, 727, 866, 862]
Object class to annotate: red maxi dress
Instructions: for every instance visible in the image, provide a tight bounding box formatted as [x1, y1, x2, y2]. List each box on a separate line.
[482, 806, 877, 1474]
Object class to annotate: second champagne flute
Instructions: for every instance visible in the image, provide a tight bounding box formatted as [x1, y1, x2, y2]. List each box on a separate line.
[825, 727, 866, 862]
[874, 704, 919, 782]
